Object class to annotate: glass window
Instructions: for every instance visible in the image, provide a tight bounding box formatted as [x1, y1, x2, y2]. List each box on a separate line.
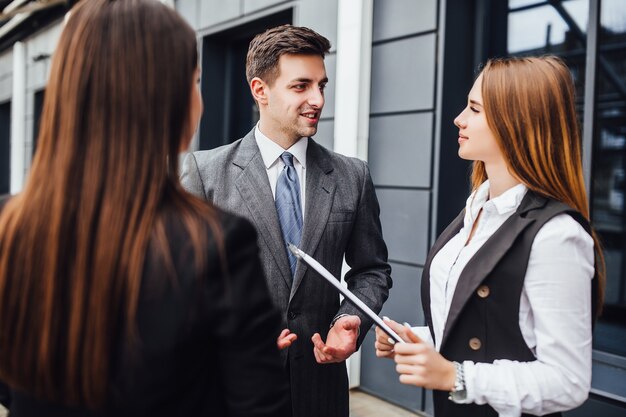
[506, 0, 626, 358]
[591, 0, 626, 357]
[507, 0, 588, 103]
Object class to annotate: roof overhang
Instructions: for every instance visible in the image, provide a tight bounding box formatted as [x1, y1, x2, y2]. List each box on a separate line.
[0, 0, 75, 53]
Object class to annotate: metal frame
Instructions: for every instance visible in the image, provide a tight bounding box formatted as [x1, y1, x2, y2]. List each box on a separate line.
[582, 0, 599, 201]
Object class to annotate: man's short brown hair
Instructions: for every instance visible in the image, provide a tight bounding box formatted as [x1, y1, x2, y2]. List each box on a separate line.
[246, 24, 331, 85]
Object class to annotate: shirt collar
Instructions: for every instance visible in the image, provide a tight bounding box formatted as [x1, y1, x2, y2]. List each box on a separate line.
[466, 180, 528, 219]
[255, 123, 308, 169]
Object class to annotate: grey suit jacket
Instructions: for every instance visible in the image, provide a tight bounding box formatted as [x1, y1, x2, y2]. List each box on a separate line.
[181, 129, 392, 417]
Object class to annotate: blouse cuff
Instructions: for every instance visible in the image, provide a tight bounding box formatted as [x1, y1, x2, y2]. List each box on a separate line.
[454, 360, 476, 404]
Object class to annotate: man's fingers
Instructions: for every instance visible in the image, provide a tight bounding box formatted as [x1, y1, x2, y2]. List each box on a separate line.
[313, 345, 334, 363]
[313, 347, 323, 363]
[311, 333, 326, 350]
[277, 333, 298, 350]
[322, 344, 340, 357]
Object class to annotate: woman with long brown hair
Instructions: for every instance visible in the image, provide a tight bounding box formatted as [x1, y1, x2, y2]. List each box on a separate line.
[0, 0, 288, 415]
[375, 56, 604, 417]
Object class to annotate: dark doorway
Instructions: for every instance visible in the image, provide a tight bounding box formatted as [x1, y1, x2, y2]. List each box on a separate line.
[199, 9, 292, 150]
[0, 101, 10, 195]
[33, 89, 45, 156]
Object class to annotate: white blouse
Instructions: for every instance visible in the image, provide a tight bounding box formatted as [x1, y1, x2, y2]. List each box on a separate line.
[412, 181, 595, 417]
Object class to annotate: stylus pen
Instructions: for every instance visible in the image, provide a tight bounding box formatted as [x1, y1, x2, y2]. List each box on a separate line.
[288, 243, 405, 344]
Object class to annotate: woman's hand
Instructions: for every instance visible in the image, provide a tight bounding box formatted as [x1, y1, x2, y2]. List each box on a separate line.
[374, 316, 410, 359]
[382, 318, 457, 391]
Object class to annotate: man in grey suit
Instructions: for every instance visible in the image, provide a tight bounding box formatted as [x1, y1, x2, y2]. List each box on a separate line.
[181, 25, 391, 417]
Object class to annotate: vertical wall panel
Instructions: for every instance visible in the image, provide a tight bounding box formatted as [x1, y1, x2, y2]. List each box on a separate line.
[359, 262, 425, 413]
[373, 0, 437, 42]
[298, 0, 339, 51]
[244, 0, 289, 14]
[0, 51, 12, 102]
[377, 189, 430, 265]
[369, 112, 433, 187]
[370, 35, 436, 113]
[176, 0, 199, 29]
[0, 76, 12, 103]
[199, 0, 241, 29]
[321, 53, 336, 119]
[314, 119, 334, 150]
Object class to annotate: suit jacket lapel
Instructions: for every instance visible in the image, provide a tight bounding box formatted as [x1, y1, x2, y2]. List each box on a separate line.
[233, 132, 293, 289]
[440, 191, 547, 347]
[290, 140, 335, 300]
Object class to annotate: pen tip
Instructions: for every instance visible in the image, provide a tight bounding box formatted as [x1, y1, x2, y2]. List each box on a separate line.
[287, 243, 301, 258]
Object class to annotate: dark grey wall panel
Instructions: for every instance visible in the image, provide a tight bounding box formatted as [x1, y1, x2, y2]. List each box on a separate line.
[377, 189, 429, 265]
[313, 119, 333, 150]
[566, 395, 626, 417]
[380, 263, 424, 325]
[369, 112, 433, 187]
[244, 0, 289, 14]
[373, 0, 437, 42]
[298, 0, 339, 52]
[370, 35, 436, 114]
[200, 0, 240, 28]
[360, 262, 426, 413]
[321, 53, 336, 119]
[360, 331, 423, 413]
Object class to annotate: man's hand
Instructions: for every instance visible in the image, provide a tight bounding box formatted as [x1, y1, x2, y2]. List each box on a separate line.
[311, 315, 361, 364]
[277, 328, 298, 350]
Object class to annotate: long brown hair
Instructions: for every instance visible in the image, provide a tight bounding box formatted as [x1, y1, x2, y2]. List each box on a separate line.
[471, 56, 605, 316]
[0, 0, 220, 408]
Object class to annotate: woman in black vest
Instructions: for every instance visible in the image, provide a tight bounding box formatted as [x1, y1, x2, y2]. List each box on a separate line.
[375, 56, 604, 417]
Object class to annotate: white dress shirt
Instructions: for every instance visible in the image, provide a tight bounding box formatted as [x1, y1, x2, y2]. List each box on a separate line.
[254, 124, 307, 217]
[413, 180, 594, 417]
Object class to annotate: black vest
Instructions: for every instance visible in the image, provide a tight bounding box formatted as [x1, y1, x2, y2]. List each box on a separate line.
[421, 191, 598, 417]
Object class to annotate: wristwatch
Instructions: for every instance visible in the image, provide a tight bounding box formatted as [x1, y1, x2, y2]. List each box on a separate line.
[448, 361, 467, 403]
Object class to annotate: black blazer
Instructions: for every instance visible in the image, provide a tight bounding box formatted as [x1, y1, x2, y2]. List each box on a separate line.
[0, 199, 290, 417]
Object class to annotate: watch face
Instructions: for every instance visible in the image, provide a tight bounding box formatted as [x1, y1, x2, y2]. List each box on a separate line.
[449, 389, 468, 403]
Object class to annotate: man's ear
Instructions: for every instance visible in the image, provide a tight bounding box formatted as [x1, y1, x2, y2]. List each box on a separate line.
[250, 77, 268, 105]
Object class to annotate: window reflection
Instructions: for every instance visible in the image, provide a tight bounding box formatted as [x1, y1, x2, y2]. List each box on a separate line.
[507, 0, 588, 103]
[591, 0, 626, 356]
[507, 0, 626, 357]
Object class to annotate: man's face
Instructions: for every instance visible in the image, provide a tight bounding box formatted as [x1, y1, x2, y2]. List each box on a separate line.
[259, 53, 328, 145]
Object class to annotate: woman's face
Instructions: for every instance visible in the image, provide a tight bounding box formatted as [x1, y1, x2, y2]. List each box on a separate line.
[180, 66, 203, 152]
[453, 74, 502, 164]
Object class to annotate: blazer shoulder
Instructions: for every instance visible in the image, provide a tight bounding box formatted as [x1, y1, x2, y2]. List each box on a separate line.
[309, 139, 368, 176]
[189, 138, 244, 167]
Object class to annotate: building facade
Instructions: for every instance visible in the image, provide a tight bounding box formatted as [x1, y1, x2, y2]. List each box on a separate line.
[0, 0, 624, 415]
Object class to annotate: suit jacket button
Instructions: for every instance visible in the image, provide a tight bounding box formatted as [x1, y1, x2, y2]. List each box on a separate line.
[469, 337, 482, 350]
[288, 312, 298, 320]
[477, 285, 490, 298]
